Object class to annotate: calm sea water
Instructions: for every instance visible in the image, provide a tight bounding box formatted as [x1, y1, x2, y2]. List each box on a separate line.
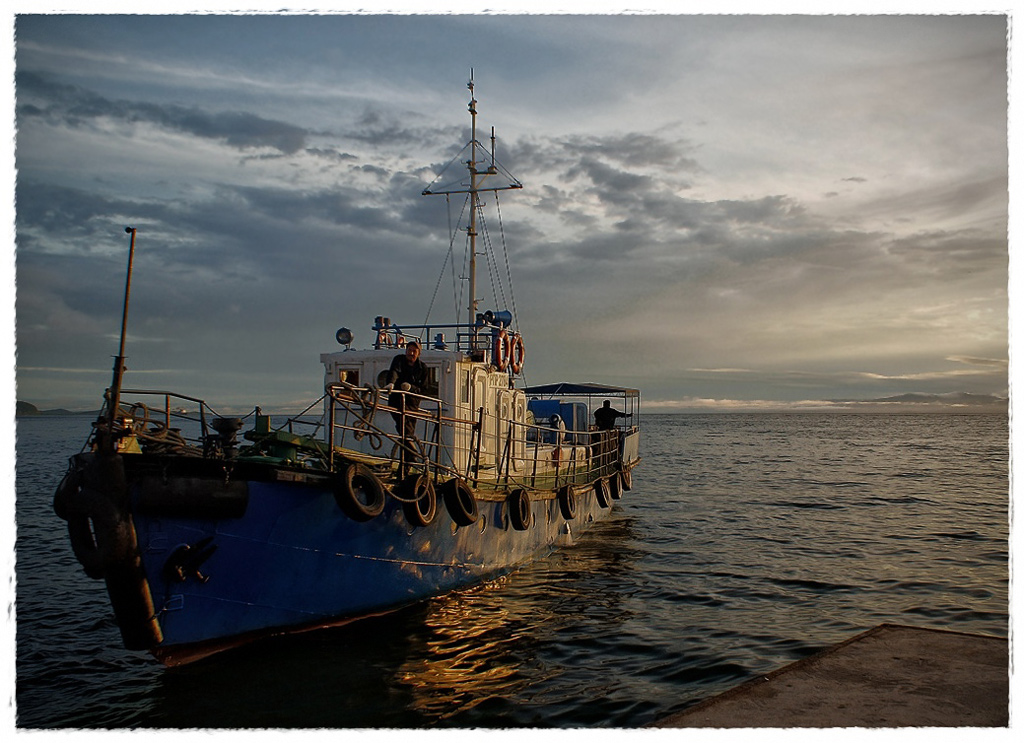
[15, 413, 1009, 728]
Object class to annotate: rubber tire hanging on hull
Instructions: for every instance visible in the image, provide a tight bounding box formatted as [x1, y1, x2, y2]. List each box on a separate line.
[65, 489, 134, 580]
[620, 467, 633, 492]
[507, 489, 532, 530]
[52, 464, 82, 521]
[334, 463, 386, 521]
[594, 477, 611, 508]
[609, 472, 623, 500]
[400, 473, 437, 527]
[441, 478, 478, 526]
[557, 485, 577, 520]
[53, 453, 163, 649]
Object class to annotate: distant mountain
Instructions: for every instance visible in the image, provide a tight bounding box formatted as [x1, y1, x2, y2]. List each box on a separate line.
[820, 392, 1008, 412]
[865, 392, 1007, 406]
[17, 401, 41, 416]
[16, 401, 90, 417]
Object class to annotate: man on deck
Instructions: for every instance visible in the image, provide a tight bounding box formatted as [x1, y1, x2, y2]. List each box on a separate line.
[384, 340, 428, 439]
[594, 399, 630, 431]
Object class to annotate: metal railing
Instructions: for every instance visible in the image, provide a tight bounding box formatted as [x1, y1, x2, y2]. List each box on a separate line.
[98, 385, 627, 494]
[325, 383, 622, 492]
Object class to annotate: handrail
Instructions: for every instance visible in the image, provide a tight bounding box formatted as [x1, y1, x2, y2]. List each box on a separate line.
[324, 382, 624, 492]
[97, 384, 636, 491]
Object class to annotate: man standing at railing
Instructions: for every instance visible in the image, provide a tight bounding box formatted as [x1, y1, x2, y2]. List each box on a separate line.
[594, 399, 630, 431]
[383, 339, 428, 440]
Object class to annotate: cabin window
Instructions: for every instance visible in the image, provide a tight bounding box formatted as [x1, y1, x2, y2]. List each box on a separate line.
[338, 368, 360, 386]
[424, 366, 440, 397]
[461, 370, 471, 403]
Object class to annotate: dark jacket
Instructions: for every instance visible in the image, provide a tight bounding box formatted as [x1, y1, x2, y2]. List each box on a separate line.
[387, 353, 428, 394]
[594, 405, 626, 430]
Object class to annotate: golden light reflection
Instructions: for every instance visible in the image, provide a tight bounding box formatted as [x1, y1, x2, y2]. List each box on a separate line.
[396, 577, 539, 719]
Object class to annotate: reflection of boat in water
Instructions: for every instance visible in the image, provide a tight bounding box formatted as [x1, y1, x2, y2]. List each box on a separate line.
[52, 76, 641, 666]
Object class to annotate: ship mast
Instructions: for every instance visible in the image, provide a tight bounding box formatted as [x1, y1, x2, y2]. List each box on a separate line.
[422, 72, 522, 331]
[467, 75, 480, 320]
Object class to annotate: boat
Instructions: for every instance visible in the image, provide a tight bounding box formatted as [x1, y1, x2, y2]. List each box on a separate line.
[52, 77, 642, 666]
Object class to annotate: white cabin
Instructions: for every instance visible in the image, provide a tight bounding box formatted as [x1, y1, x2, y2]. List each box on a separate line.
[320, 346, 528, 479]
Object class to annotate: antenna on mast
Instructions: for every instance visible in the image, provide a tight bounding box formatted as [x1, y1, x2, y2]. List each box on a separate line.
[489, 126, 497, 173]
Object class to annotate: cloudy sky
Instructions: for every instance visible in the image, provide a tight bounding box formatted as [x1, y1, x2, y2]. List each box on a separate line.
[7, 4, 1011, 413]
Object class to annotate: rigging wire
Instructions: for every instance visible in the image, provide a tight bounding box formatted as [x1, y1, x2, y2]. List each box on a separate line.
[423, 193, 469, 328]
[494, 192, 520, 331]
[477, 206, 510, 318]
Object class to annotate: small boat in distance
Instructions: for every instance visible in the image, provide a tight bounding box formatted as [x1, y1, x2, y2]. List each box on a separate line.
[53, 77, 642, 665]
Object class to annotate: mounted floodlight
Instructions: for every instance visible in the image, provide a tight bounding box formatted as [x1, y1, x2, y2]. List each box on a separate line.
[336, 327, 354, 347]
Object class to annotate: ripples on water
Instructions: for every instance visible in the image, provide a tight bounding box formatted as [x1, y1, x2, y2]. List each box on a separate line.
[15, 413, 1008, 728]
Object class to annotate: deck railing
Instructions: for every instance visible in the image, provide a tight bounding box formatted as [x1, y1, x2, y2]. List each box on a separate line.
[325, 383, 622, 492]
[101, 385, 628, 494]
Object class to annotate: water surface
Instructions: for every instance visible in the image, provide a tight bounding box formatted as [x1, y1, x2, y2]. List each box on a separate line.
[15, 413, 1008, 727]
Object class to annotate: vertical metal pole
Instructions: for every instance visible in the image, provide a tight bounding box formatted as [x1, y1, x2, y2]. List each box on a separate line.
[467, 74, 478, 323]
[328, 394, 336, 472]
[105, 226, 137, 450]
[473, 406, 485, 486]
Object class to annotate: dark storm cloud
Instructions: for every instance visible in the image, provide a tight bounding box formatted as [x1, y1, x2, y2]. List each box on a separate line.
[17, 71, 310, 154]
[858, 175, 1008, 226]
[344, 106, 463, 154]
[15, 181, 127, 243]
[886, 229, 1007, 277]
[561, 132, 701, 172]
[568, 156, 653, 195]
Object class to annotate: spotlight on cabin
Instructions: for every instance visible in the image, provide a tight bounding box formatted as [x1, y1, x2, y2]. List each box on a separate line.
[336, 327, 354, 348]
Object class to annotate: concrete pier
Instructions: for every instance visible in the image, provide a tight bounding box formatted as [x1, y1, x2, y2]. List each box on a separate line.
[651, 623, 1008, 728]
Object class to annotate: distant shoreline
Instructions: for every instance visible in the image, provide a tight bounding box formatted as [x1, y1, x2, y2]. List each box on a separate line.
[16, 401, 96, 418]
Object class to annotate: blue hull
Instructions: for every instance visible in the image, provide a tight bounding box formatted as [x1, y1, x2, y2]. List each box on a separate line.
[129, 471, 616, 663]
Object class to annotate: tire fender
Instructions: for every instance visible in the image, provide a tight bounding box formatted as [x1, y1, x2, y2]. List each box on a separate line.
[66, 488, 133, 579]
[334, 463, 386, 521]
[400, 473, 437, 527]
[557, 485, 577, 520]
[441, 478, 478, 526]
[508, 489, 532, 530]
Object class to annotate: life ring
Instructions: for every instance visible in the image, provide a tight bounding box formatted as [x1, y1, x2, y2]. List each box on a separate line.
[557, 485, 577, 520]
[400, 473, 437, 528]
[509, 335, 526, 374]
[593, 477, 611, 508]
[441, 478, 478, 526]
[507, 489, 532, 530]
[65, 488, 134, 580]
[609, 472, 623, 500]
[333, 463, 386, 522]
[492, 330, 511, 371]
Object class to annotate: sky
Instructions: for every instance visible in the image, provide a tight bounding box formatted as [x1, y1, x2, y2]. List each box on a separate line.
[5, 3, 1013, 414]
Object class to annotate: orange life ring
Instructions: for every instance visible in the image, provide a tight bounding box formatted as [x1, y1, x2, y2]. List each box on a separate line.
[492, 330, 511, 371]
[509, 335, 526, 374]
